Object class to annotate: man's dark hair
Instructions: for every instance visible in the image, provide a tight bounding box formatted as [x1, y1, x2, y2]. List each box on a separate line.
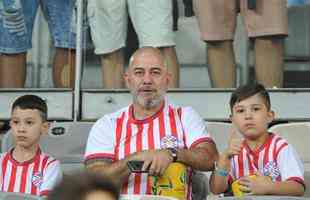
[230, 83, 271, 111]
[11, 95, 48, 121]
[48, 172, 120, 200]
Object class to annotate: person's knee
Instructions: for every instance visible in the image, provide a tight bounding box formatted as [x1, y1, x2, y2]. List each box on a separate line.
[254, 35, 285, 44]
[206, 40, 232, 48]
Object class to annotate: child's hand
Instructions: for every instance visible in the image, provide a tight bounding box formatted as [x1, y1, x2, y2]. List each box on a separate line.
[238, 172, 273, 195]
[223, 128, 243, 158]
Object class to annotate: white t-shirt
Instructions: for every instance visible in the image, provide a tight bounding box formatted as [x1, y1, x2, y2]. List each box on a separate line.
[85, 101, 213, 195]
[229, 133, 304, 188]
[0, 148, 62, 196]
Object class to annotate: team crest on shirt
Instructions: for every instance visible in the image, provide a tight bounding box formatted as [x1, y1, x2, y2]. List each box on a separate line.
[160, 135, 179, 149]
[263, 161, 281, 181]
[32, 172, 43, 188]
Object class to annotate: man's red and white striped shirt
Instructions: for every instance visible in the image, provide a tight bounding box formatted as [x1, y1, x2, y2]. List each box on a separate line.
[228, 133, 304, 188]
[0, 148, 62, 196]
[85, 101, 214, 197]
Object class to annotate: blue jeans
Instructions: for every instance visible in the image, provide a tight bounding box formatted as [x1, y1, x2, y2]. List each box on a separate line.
[0, 0, 76, 54]
[287, 0, 305, 6]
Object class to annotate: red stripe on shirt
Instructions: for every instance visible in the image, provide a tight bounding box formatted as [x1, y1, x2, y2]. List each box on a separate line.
[40, 190, 50, 196]
[169, 106, 178, 137]
[275, 143, 288, 160]
[115, 112, 125, 160]
[263, 135, 273, 168]
[31, 156, 40, 195]
[246, 153, 254, 175]
[238, 150, 244, 177]
[124, 122, 132, 157]
[134, 124, 143, 194]
[8, 164, 17, 192]
[147, 121, 155, 150]
[134, 174, 142, 194]
[158, 111, 165, 140]
[41, 156, 49, 173]
[1, 153, 10, 190]
[273, 137, 282, 163]
[19, 164, 29, 193]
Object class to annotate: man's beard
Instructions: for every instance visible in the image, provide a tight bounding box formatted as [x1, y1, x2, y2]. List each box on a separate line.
[133, 90, 165, 110]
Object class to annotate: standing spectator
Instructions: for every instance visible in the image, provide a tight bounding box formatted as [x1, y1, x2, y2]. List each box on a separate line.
[0, 0, 76, 88]
[193, 0, 288, 88]
[84, 47, 218, 199]
[87, 0, 180, 88]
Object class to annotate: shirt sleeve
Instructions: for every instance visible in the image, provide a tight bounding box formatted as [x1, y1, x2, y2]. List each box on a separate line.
[180, 107, 214, 148]
[84, 116, 116, 162]
[40, 159, 62, 196]
[277, 144, 305, 187]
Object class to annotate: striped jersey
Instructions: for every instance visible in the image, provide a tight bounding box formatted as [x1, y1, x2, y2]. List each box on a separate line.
[85, 101, 213, 197]
[228, 133, 304, 187]
[0, 148, 62, 196]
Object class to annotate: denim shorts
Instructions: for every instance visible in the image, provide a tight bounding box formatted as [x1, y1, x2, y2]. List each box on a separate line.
[0, 0, 76, 54]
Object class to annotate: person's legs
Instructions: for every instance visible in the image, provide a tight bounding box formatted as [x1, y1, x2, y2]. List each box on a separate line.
[193, 0, 237, 88]
[128, 0, 179, 88]
[0, 0, 38, 88]
[52, 48, 76, 88]
[0, 53, 26, 88]
[254, 36, 284, 88]
[41, 0, 77, 88]
[159, 47, 179, 88]
[240, 0, 287, 88]
[101, 49, 124, 89]
[87, 0, 127, 88]
[206, 41, 236, 88]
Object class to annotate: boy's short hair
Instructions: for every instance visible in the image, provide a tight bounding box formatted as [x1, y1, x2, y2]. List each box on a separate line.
[48, 172, 120, 200]
[230, 83, 271, 111]
[11, 95, 48, 121]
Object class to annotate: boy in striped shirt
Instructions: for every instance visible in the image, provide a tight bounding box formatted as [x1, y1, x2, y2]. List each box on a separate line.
[0, 95, 62, 196]
[210, 83, 305, 196]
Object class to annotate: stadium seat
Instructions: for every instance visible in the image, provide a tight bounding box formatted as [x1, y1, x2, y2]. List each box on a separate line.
[206, 122, 233, 153]
[1, 122, 94, 174]
[269, 122, 310, 197]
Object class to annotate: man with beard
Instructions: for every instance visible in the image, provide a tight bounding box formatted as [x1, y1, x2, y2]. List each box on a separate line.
[84, 47, 218, 199]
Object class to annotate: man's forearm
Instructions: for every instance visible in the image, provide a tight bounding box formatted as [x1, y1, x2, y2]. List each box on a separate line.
[177, 142, 218, 171]
[86, 157, 131, 186]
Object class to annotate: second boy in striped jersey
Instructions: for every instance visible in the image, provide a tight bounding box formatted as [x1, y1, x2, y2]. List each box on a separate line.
[210, 83, 305, 196]
[85, 47, 218, 198]
[0, 95, 62, 196]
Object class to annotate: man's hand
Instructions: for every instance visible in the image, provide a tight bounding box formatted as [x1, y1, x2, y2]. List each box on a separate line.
[132, 149, 173, 177]
[238, 172, 273, 195]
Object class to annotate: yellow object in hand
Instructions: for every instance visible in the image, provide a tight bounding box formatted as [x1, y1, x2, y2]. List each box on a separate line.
[231, 175, 257, 197]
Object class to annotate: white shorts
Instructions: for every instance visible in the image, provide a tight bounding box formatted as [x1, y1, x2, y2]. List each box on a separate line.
[87, 0, 175, 55]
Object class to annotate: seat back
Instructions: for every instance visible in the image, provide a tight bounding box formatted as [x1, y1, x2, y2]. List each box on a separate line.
[206, 122, 233, 153]
[269, 122, 310, 163]
[1, 122, 93, 174]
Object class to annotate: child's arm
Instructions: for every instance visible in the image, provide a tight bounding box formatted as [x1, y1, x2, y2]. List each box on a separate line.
[209, 150, 231, 194]
[238, 174, 305, 196]
[210, 129, 243, 194]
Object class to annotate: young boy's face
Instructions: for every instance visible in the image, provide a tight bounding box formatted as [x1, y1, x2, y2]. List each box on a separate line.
[10, 107, 48, 149]
[230, 94, 274, 140]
